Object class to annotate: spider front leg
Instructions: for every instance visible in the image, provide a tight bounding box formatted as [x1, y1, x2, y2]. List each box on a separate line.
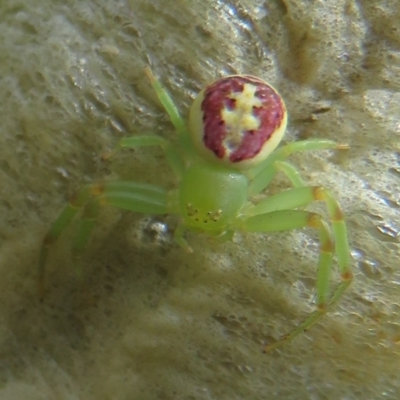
[242, 184, 352, 352]
[38, 181, 168, 298]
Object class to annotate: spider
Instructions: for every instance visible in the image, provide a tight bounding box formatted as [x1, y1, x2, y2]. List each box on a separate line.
[38, 67, 353, 352]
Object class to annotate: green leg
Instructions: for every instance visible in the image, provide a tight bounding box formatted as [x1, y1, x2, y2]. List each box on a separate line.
[274, 161, 306, 188]
[173, 223, 193, 253]
[241, 210, 334, 351]
[242, 186, 352, 351]
[71, 200, 99, 281]
[114, 135, 185, 179]
[38, 186, 94, 298]
[144, 67, 186, 138]
[144, 67, 196, 160]
[38, 181, 168, 298]
[248, 139, 348, 196]
[249, 186, 313, 216]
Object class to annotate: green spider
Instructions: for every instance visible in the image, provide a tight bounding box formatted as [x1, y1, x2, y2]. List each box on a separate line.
[38, 67, 353, 352]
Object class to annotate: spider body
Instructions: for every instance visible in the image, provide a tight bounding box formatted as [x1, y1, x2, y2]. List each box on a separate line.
[38, 67, 352, 352]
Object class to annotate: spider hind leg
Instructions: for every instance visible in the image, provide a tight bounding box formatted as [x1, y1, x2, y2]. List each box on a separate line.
[38, 181, 168, 298]
[241, 184, 352, 351]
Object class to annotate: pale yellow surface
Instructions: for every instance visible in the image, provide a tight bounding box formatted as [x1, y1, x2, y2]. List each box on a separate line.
[0, 1, 399, 399]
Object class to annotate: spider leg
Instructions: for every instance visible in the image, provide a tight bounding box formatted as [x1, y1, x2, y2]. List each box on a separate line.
[70, 199, 99, 281]
[145, 67, 197, 159]
[248, 139, 348, 195]
[273, 160, 306, 188]
[173, 223, 193, 253]
[38, 181, 168, 298]
[115, 135, 185, 178]
[242, 185, 352, 352]
[144, 67, 186, 138]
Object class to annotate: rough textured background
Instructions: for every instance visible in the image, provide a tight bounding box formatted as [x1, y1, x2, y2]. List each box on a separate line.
[0, 0, 399, 399]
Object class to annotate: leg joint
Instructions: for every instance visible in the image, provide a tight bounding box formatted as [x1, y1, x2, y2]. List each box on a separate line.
[307, 213, 321, 228]
[312, 186, 327, 201]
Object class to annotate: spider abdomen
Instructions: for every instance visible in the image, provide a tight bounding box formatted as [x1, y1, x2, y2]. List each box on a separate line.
[189, 75, 287, 170]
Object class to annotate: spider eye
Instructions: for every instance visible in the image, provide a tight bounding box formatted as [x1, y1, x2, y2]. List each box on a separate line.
[189, 75, 287, 169]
